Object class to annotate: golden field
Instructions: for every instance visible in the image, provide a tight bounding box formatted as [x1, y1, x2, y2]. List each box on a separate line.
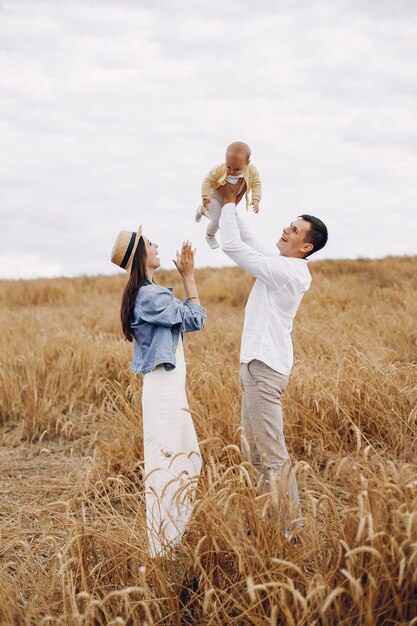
[0, 256, 416, 625]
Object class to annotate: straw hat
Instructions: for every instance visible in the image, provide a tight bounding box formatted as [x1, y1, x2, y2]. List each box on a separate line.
[111, 226, 143, 271]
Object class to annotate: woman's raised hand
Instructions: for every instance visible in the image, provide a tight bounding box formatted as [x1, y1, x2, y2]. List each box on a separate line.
[173, 241, 196, 278]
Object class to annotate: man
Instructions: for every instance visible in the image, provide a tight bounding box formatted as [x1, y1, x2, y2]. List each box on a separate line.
[217, 181, 328, 539]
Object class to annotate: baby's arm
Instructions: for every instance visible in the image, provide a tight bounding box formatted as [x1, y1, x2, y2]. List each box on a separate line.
[201, 164, 223, 209]
[201, 174, 213, 207]
[250, 165, 262, 213]
[202, 166, 217, 203]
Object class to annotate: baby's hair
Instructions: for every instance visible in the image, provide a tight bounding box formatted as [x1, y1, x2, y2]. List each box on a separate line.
[226, 141, 251, 161]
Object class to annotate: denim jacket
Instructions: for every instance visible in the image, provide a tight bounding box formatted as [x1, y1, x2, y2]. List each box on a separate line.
[130, 280, 206, 374]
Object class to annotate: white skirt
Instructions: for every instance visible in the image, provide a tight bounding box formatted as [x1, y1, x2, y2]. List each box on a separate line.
[142, 334, 202, 556]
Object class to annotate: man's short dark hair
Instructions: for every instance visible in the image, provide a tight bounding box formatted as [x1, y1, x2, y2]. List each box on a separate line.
[298, 214, 328, 257]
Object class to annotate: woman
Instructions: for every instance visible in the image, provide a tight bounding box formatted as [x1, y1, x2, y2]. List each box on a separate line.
[111, 227, 206, 556]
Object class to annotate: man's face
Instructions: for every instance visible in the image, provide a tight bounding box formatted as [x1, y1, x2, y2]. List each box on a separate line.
[276, 218, 313, 258]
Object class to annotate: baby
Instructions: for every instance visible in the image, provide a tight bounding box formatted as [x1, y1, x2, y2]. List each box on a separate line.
[195, 141, 262, 249]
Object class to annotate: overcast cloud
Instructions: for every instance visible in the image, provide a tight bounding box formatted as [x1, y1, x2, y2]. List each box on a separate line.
[1, 0, 416, 278]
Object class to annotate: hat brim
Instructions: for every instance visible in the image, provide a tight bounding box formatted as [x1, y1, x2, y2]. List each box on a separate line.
[125, 225, 143, 271]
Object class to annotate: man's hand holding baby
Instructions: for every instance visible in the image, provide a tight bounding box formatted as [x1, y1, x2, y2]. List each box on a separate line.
[217, 181, 240, 205]
[218, 181, 255, 210]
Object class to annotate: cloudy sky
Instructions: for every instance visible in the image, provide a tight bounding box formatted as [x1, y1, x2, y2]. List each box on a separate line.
[1, 0, 416, 278]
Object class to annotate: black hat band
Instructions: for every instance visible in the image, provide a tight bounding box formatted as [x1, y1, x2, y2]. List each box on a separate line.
[120, 232, 136, 269]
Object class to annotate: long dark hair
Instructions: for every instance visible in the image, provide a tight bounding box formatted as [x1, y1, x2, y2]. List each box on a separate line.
[121, 236, 148, 342]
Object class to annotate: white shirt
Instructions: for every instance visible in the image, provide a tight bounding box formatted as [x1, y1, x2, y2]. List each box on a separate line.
[219, 203, 311, 375]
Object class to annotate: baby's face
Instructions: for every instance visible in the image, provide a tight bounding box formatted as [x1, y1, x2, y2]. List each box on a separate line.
[225, 152, 249, 176]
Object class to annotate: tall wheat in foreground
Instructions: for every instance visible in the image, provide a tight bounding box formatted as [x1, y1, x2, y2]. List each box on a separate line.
[0, 256, 416, 625]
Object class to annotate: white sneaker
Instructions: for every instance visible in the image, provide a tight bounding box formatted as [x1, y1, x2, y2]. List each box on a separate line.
[206, 235, 220, 249]
[195, 205, 203, 222]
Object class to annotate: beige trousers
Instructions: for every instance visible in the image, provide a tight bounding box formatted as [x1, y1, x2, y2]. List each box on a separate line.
[240, 359, 302, 535]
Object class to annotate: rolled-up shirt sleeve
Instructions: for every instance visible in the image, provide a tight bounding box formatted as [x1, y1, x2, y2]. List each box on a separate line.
[219, 203, 291, 290]
[138, 287, 206, 332]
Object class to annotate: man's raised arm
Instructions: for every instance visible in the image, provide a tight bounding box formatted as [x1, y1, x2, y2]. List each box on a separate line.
[218, 182, 289, 290]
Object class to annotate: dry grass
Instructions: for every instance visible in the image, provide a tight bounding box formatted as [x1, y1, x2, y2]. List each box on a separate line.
[0, 256, 416, 625]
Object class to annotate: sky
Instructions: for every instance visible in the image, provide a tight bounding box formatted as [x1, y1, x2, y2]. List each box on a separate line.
[1, 0, 416, 279]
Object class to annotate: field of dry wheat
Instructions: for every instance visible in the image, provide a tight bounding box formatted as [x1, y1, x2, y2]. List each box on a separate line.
[0, 256, 416, 625]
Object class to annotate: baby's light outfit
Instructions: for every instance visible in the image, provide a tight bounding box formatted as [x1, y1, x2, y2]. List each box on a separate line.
[196, 162, 262, 249]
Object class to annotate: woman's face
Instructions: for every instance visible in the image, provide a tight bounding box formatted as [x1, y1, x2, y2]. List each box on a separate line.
[143, 236, 160, 271]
